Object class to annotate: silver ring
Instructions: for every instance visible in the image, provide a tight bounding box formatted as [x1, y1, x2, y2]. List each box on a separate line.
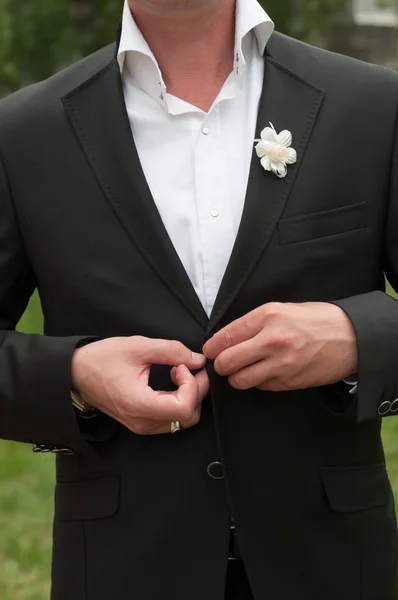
[171, 421, 181, 434]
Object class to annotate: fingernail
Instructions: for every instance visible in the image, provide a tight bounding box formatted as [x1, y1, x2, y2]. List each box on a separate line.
[192, 352, 205, 363]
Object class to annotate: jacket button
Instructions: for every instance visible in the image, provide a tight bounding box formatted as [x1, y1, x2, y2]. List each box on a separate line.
[32, 444, 52, 453]
[378, 401, 392, 416]
[58, 447, 75, 455]
[207, 461, 224, 480]
[391, 399, 398, 413]
[32, 444, 75, 455]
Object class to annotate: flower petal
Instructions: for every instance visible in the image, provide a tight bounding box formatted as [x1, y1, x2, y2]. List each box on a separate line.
[260, 126, 277, 143]
[277, 130, 292, 148]
[285, 148, 297, 165]
[260, 155, 272, 172]
[271, 161, 287, 178]
[255, 141, 267, 158]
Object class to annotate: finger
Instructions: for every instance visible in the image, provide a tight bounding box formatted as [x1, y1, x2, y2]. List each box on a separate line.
[127, 415, 200, 436]
[203, 311, 263, 360]
[172, 366, 209, 402]
[173, 364, 201, 420]
[133, 337, 206, 370]
[228, 359, 274, 391]
[170, 366, 178, 386]
[138, 365, 198, 422]
[181, 404, 202, 429]
[126, 418, 173, 436]
[257, 377, 290, 392]
[127, 401, 203, 436]
[195, 368, 210, 401]
[214, 335, 272, 376]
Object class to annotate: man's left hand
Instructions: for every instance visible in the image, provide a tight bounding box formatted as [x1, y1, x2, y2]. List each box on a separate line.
[203, 302, 358, 392]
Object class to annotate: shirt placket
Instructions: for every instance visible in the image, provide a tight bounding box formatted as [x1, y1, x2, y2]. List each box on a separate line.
[194, 103, 237, 316]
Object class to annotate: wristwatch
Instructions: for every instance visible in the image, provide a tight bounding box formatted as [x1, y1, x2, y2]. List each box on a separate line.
[71, 389, 98, 418]
[71, 339, 98, 418]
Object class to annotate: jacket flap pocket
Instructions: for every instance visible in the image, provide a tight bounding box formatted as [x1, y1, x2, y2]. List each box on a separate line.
[320, 463, 391, 513]
[278, 202, 367, 244]
[56, 475, 120, 521]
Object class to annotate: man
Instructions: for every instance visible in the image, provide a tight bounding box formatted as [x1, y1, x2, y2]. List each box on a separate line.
[0, 0, 398, 597]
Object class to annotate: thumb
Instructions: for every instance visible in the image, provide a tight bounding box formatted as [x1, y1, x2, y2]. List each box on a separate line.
[136, 338, 206, 370]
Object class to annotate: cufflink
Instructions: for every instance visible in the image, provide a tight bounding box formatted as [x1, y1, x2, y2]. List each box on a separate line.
[378, 401, 392, 416]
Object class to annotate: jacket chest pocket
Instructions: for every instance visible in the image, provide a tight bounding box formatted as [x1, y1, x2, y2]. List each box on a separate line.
[278, 202, 368, 245]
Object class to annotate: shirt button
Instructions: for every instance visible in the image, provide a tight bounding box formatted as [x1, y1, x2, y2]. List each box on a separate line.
[210, 209, 219, 217]
[202, 127, 210, 136]
[207, 461, 224, 480]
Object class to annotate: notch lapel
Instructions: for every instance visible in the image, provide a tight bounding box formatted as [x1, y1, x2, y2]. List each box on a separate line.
[208, 50, 325, 334]
[63, 59, 208, 329]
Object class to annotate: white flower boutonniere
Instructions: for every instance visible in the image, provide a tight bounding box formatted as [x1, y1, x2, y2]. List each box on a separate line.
[255, 123, 297, 179]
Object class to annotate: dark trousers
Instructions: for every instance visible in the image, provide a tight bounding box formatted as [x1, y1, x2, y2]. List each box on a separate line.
[225, 560, 254, 599]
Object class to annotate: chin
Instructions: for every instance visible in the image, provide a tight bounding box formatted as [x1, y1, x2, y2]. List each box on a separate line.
[129, 0, 217, 14]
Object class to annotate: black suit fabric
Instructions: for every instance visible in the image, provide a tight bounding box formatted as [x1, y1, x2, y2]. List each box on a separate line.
[0, 32, 398, 599]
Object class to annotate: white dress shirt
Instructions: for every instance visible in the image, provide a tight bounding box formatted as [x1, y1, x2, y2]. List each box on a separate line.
[118, 0, 274, 317]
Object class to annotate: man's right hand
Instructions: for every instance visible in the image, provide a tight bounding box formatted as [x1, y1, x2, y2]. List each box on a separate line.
[70, 337, 209, 435]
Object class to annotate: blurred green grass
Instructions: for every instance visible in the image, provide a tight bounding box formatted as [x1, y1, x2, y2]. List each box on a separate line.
[0, 442, 54, 600]
[0, 292, 52, 600]
[0, 287, 398, 599]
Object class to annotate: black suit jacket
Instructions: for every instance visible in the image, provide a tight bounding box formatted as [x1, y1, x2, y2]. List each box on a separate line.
[0, 31, 398, 600]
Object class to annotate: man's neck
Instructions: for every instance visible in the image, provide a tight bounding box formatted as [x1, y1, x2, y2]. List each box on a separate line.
[127, 0, 236, 111]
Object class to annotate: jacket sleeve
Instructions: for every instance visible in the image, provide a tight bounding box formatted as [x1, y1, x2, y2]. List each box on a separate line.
[0, 151, 104, 459]
[326, 91, 398, 422]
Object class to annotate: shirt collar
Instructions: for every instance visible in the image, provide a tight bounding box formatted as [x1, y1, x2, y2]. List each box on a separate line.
[233, 0, 274, 87]
[117, 0, 274, 108]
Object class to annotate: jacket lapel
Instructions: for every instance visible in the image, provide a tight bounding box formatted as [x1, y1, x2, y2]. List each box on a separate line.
[208, 46, 325, 334]
[63, 59, 208, 329]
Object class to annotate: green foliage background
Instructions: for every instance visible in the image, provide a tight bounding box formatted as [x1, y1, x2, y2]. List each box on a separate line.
[0, 0, 348, 96]
[0, 1, 396, 598]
